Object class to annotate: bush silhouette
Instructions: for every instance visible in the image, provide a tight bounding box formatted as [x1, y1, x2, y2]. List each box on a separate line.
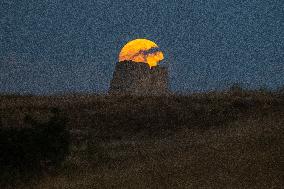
[0, 108, 70, 182]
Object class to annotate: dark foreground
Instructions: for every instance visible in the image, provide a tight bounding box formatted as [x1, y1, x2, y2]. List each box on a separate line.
[0, 90, 283, 188]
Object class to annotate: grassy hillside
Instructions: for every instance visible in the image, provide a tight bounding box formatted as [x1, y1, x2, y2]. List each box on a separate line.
[0, 91, 283, 188]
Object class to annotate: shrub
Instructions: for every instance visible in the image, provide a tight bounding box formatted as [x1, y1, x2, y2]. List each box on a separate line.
[0, 108, 70, 184]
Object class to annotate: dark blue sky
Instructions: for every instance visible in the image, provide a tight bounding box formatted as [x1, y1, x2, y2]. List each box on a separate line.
[1, 0, 283, 94]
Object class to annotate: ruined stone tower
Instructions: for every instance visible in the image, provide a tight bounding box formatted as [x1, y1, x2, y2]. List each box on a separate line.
[109, 60, 168, 95]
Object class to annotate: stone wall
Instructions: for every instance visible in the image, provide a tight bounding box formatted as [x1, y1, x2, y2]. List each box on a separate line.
[109, 61, 168, 95]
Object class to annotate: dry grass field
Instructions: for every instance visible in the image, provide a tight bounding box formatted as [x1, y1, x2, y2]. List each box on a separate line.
[0, 90, 283, 188]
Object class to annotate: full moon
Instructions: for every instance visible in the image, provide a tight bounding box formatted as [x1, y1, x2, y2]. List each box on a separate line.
[119, 39, 164, 68]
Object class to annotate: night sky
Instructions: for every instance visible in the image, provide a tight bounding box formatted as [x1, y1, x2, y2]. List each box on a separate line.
[1, 0, 283, 94]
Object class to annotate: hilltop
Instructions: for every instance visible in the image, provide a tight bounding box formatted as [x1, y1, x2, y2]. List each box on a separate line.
[0, 90, 283, 188]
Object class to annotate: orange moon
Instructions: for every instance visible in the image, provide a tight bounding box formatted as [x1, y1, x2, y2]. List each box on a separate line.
[119, 39, 164, 68]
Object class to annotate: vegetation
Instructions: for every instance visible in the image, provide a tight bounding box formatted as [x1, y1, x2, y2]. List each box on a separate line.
[0, 108, 70, 188]
[0, 89, 283, 188]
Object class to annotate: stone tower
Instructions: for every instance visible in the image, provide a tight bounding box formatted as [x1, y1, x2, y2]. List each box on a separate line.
[109, 60, 168, 95]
